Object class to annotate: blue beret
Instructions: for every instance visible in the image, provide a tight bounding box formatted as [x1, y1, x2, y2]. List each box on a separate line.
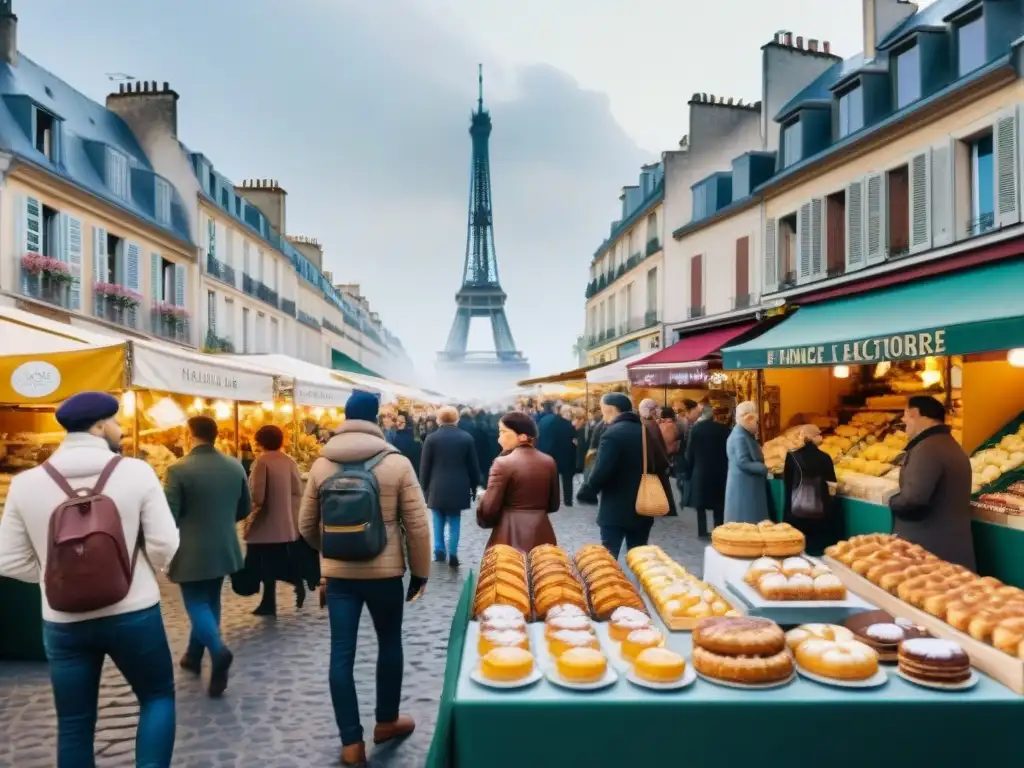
[345, 390, 380, 423]
[601, 392, 633, 413]
[56, 391, 120, 432]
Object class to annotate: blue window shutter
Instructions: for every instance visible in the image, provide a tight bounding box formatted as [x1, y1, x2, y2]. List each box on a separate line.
[174, 263, 186, 307]
[92, 226, 107, 282]
[126, 242, 141, 291]
[64, 215, 83, 310]
[150, 252, 161, 304]
[25, 196, 42, 255]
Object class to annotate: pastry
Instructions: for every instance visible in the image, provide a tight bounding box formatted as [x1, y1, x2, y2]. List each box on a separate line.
[573, 543, 646, 620]
[692, 645, 794, 684]
[760, 522, 806, 557]
[474, 578, 531, 620]
[609, 606, 649, 624]
[609, 613, 653, 641]
[548, 629, 600, 658]
[781, 557, 813, 577]
[480, 647, 534, 682]
[545, 603, 587, 621]
[744, 557, 781, 585]
[544, 615, 593, 637]
[621, 628, 664, 661]
[756, 573, 791, 600]
[555, 647, 607, 683]
[480, 616, 527, 633]
[478, 629, 529, 656]
[813, 574, 847, 600]
[711, 522, 764, 557]
[993, 617, 1024, 656]
[788, 573, 815, 600]
[785, 623, 854, 651]
[477, 604, 525, 624]
[795, 639, 879, 681]
[633, 647, 686, 683]
[693, 617, 785, 656]
[898, 638, 972, 684]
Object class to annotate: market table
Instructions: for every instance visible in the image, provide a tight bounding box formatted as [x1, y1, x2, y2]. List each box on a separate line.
[428, 571, 1022, 768]
[0, 578, 44, 661]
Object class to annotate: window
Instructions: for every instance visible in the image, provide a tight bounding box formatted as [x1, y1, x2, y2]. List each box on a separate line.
[692, 184, 708, 219]
[646, 267, 658, 312]
[154, 178, 172, 224]
[645, 212, 657, 245]
[41, 204, 58, 257]
[837, 85, 864, 138]
[782, 120, 802, 168]
[778, 214, 798, 285]
[207, 290, 217, 334]
[887, 164, 910, 257]
[34, 109, 56, 161]
[271, 317, 280, 353]
[625, 282, 635, 329]
[242, 307, 250, 353]
[223, 297, 235, 343]
[971, 133, 995, 235]
[105, 233, 122, 283]
[825, 191, 846, 276]
[735, 236, 750, 307]
[607, 295, 616, 334]
[106, 149, 131, 200]
[689, 254, 703, 316]
[160, 256, 175, 303]
[958, 15, 986, 76]
[895, 44, 921, 109]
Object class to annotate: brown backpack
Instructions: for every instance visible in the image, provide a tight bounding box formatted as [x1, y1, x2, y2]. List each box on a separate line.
[42, 457, 141, 613]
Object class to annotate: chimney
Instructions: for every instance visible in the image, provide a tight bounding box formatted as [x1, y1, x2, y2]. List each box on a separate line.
[0, 0, 17, 67]
[808, 39, 819, 52]
[106, 80, 180, 140]
[796, 36, 804, 49]
[864, 0, 917, 62]
[784, 31, 793, 46]
[288, 235, 323, 270]
[824, 41, 831, 54]
[237, 178, 287, 237]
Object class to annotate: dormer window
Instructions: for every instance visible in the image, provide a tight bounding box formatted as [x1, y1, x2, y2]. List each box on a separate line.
[894, 43, 921, 109]
[957, 13, 986, 76]
[106, 148, 130, 200]
[34, 108, 56, 160]
[154, 178, 172, 225]
[693, 184, 708, 219]
[782, 119, 802, 168]
[837, 85, 864, 138]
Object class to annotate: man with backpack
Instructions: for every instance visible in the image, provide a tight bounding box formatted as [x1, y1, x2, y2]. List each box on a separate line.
[299, 390, 431, 767]
[0, 391, 180, 767]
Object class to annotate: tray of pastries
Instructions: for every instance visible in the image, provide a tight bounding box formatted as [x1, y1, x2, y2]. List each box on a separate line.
[824, 534, 1024, 694]
[533, 603, 617, 689]
[626, 545, 739, 630]
[692, 616, 795, 688]
[528, 544, 588, 621]
[711, 521, 805, 559]
[474, 544, 531, 620]
[739, 556, 847, 601]
[574, 544, 647, 620]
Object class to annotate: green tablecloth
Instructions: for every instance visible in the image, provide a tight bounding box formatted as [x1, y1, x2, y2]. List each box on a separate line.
[430, 576, 1021, 768]
[0, 578, 44, 661]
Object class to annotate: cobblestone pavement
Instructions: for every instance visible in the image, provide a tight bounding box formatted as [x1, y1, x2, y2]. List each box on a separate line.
[0, 495, 707, 768]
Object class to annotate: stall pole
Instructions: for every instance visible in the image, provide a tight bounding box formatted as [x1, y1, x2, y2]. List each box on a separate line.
[944, 357, 953, 412]
[132, 390, 140, 458]
[755, 369, 765, 441]
[233, 403, 240, 458]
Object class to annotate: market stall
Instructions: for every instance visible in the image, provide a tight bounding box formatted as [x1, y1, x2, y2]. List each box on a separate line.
[721, 258, 1024, 587]
[584, 352, 647, 409]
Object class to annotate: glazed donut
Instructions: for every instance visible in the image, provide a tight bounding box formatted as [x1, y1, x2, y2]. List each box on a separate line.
[692, 645, 794, 684]
[693, 617, 785, 656]
[795, 639, 879, 681]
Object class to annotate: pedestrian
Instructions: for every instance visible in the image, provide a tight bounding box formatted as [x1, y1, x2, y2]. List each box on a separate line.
[683, 405, 730, 538]
[0, 391, 180, 767]
[572, 407, 588, 476]
[658, 406, 681, 472]
[381, 410, 397, 444]
[477, 411, 560, 552]
[781, 424, 841, 555]
[473, 409, 497, 485]
[537, 404, 578, 506]
[724, 401, 771, 524]
[244, 424, 307, 617]
[298, 390, 431, 766]
[889, 395, 975, 569]
[420, 405, 481, 567]
[577, 392, 675, 558]
[165, 415, 250, 697]
[390, 411, 422, 479]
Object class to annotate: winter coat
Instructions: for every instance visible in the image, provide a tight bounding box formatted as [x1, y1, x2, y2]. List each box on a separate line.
[246, 449, 303, 544]
[683, 418, 729, 512]
[724, 425, 770, 524]
[391, 427, 423, 479]
[537, 414, 577, 474]
[477, 445, 559, 553]
[420, 424, 481, 512]
[782, 442, 840, 556]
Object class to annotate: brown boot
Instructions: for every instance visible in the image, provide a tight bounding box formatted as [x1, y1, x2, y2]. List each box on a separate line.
[340, 741, 366, 766]
[373, 714, 416, 744]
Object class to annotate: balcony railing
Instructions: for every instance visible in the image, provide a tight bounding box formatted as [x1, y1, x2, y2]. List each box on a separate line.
[323, 318, 345, 337]
[203, 330, 235, 353]
[150, 304, 191, 344]
[280, 298, 297, 317]
[688, 305, 706, 319]
[18, 261, 74, 310]
[646, 238, 661, 256]
[644, 309, 660, 327]
[242, 273, 279, 309]
[587, 314, 661, 349]
[206, 253, 236, 287]
[297, 310, 321, 329]
[732, 293, 752, 310]
[585, 280, 598, 299]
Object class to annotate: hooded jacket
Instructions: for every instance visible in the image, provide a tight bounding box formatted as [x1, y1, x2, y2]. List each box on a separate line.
[298, 420, 431, 580]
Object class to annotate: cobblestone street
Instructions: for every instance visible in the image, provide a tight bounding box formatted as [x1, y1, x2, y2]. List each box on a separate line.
[0, 497, 707, 768]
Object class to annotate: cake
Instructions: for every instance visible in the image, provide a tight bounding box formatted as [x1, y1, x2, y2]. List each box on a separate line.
[692, 616, 793, 684]
[711, 522, 805, 558]
[898, 638, 972, 684]
[480, 647, 534, 682]
[744, 557, 781, 585]
[555, 647, 607, 683]
[633, 647, 686, 683]
[621, 628, 664, 661]
[759, 521, 806, 557]
[813, 573, 847, 600]
[544, 615, 593, 637]
[788, 573, 815, 600]
[548, 629, 600, 658]
[795, 639, 879, 681]
[609, 614, 653, 642]
[478, 629, 529, 656]
[785, 623, 854, 651]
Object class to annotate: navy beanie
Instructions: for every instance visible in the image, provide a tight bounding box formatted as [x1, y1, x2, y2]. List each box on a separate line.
[345, 390, 380, 423]
[56, 391, 120, 433]
[601, 392, 633, 413]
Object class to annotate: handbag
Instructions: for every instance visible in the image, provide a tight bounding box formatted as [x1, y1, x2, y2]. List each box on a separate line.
[636, 422, 670, 517]
[789, 452, 825, 520]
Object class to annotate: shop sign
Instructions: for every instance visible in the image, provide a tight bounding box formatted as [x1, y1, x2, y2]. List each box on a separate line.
[628, 364, 709, 388]
[294, 382, 351, 407]
[132, 346, 274, 402]
[760, 329, 948, 368]
[10, 360, 61, 398]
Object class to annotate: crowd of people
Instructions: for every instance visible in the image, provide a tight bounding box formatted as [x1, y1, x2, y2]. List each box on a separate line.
[0, 384, 975, 766]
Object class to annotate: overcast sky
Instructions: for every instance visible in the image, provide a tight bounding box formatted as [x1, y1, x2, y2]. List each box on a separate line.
[19, 0, 936, 386]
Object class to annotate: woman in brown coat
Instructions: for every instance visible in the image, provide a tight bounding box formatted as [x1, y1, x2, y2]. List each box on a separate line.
[246, 424, 305, 616]
[477, 412, 560, 553]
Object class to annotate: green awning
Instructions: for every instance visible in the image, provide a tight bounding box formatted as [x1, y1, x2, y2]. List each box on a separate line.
[331, 349, 382, 379]
[723, 259, 1024, 370]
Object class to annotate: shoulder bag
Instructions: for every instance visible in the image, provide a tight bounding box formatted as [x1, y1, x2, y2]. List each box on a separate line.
[636, 422, 670, 517]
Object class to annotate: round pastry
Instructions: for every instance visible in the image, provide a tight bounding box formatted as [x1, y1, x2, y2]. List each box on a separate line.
[760, 522, 806, 557]
[992, 617, 1024, 656]
[795, 639, 879, 681]
[692, 645, 794, 684]
[545, 603, 587, 622]
[788, 573, 815, 600]
[785, 623, 854, 651]
[480, 616, 527, 633]
[744, 557, 781, 585]
[544, 615, 594, 638]
[813, 574, 847, 601]
[610, 606, 649, 624]
[711, 523, 764, 558]
[756, 573, 791, 601]
[548, 629, 600, 658]
[478, 629, 529, 656]
[555, 647, 607, 683]
[861, 622, 907, 653]
[621, 628, 664, 661]
[781, 557, 812, 577]
[693, 617, 785, 657]
[480, 646, 534, 682]
[478, 604, 525, 623]
[633, 647, 686, 683]
[609, 614, 653, 642]
[897, 638, 971, 684]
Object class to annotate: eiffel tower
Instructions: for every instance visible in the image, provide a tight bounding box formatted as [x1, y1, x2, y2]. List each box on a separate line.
[437, 65, 529, 391]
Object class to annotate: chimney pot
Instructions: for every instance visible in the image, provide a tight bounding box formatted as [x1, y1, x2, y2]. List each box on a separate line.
[150, 80, 157, 91]
[118, 83, 124, 93]
[823, 40, 831, 54]
[809, 39, 819, 52]
[163, 81, 169, 91]
[727, 97, 734, 105]
[796, 36, 803, 49]
[784, 31, 793, 46]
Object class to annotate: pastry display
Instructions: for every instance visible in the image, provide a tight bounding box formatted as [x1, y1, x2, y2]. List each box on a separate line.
[555, 647, 608, 684]
[474, 545, 531, 619]
[843, 610, 932, 659]
[628, 545, 737, 627]
[633, 647, 687, 683]
[785, 623, 855, 651]
[744, 558, 847, 601]
[478, 629, 530, 656]
[692, 617, 794, 684]
[480, 646, 535, 682]
[573, 544, 646, 619]
[621, 628, 665, 661]
[898, 638, 972, 685]
[712, 521, 805, 558]
[794, 639, 879, 681]
[825, 536, 1024, 659]
[528, 545, 588, 620]
[478, 604, 526, 624]
[969, 423, 1024, 494]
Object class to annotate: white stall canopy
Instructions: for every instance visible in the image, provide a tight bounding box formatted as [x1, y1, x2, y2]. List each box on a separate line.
[585, 352, 649, 385]
[226, 354, 355, 407]
[130, 341, 276, 403]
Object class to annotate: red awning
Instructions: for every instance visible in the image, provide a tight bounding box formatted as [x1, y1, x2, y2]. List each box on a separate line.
[627, 322, 756, 386]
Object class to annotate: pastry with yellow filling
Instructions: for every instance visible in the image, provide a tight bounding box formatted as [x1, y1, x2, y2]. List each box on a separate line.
[544, 615, 594, 638]
[548, 629, 599, 658]
[480, 646, 534, 682]
[609, 613, 653, 641]
[786, 623, 854, 651]
[633, 647, 686, 683]
[555, 647, 607, 683]
[478, 629, 529, 656]
[621, 628, 664, 661]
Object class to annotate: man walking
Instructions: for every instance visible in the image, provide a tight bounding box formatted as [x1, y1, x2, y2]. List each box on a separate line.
[420, 406, 480, 567]
[165, 415, 251, 697]
[537, 405, 578, 506]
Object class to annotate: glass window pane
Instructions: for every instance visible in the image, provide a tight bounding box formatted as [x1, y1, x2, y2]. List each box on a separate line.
[974, 134, 994, 219]
[783, 121, 802, 167]
[838, 87, 864, 138]
[896, 45, 921, 109]
[958, 17, 986, 76]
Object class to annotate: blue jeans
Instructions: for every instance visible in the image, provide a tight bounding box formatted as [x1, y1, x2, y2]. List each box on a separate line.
[600, 523, 653, 560]
[42, 605, 175, 768]
[179, 577, 226, 662]
[431, 509, 461, 556]
[326, 577, 404, 746]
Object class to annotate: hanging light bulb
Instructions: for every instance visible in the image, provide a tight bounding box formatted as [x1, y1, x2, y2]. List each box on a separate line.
[1009, 349, 1024, 368]
[191, 397, 205, 413]
[312, 407, 325, 419]
[280, 402, 294, 415]
[261, 401, 275, 411]
[121, 390, 136, 417]
[832, 365, 850, 379]
[920, 370, 942, 388]
[213, 400, 232, 421]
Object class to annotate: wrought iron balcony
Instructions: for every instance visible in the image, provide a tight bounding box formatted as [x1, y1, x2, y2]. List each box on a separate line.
[206, 253, 236, 286]
[644, 309, 660, 327]
[280, 298, 297, 317]
[92, 292, 139, 330]
[585, 279, 597, 299]
[626, 254, 640, 270]
[646, 238, 661, 256]
[256, 282, 279, 309]
[297, 310, 321, 329]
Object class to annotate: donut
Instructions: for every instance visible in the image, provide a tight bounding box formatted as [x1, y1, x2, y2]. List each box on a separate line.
[480, 647, 534, 682]
[795, 639, 879, 681]
[785, 623, 854, 651]
[693, 617, 785, 656]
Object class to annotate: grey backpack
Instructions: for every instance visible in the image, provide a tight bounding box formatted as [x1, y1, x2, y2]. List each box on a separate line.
[318, 451, 391, 561]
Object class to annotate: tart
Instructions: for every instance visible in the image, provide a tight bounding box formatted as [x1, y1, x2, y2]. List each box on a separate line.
[480, 647, 534, 682]
[633, 647, 686, 683]
[555, 647, 607, 683]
